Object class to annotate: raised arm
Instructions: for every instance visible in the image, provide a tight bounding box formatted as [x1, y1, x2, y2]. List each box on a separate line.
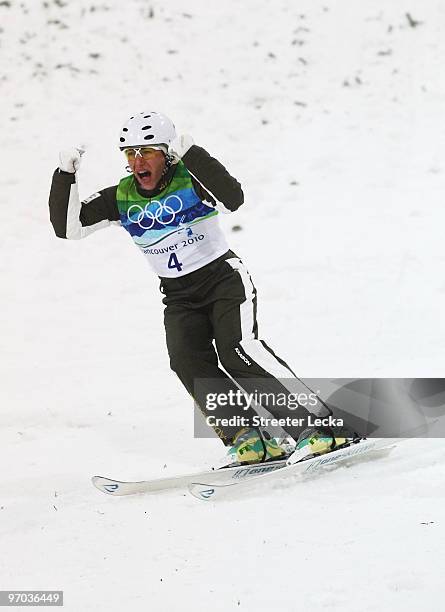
[169, 136, 244, 212]
[48, 148, 120, 239]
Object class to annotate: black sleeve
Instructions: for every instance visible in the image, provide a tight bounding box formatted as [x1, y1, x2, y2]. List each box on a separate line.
[181, 145, 244, 211]
[48, 169, 119, 239]
[79, 186, 119, 225]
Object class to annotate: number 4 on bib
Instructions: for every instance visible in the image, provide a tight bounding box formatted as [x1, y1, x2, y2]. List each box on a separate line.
[168, 252, 183, 272]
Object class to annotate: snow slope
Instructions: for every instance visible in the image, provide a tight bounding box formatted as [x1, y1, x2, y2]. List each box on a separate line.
[1, 0, 444, 610]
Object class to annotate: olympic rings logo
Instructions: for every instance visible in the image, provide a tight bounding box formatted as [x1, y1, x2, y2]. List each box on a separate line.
[127, 195, 183, 230]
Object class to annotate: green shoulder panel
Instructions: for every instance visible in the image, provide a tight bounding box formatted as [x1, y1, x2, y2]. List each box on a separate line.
[116, 161, 193, 213]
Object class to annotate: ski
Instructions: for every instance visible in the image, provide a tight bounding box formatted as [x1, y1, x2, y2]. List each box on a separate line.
[92, 418, 431, 499]
[92, 458, 288, 497]
[92, 437, 397, 498]
[188, 437, 399, 501]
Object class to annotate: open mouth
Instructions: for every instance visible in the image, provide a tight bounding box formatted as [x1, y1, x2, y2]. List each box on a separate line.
[137, 170, 152, 179]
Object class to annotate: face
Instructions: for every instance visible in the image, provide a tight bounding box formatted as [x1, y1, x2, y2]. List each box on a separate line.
[124, 147, 167, 191]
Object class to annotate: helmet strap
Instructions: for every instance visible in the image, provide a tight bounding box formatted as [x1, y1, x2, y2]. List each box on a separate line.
[149, 153, 175, 192]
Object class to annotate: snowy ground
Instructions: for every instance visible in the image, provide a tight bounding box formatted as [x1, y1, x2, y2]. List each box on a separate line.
[1, 0, 444, 610]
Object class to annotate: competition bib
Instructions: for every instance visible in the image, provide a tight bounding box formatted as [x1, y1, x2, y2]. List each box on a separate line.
[116, 162, 229, 277]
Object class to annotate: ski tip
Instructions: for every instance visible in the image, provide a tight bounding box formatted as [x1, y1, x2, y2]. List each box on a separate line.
[188, 483, 218, 501]
[92, 476, 122, 495]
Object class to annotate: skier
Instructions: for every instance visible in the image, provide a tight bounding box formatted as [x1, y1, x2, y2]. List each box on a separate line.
[49, 111, 348, 465]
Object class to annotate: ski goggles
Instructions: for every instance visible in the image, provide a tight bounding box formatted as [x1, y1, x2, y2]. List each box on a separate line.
[123, 146, 166, 161]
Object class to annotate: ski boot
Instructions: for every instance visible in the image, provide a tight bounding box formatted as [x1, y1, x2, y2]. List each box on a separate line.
[291, 427, 352, 462]
[227, 428, 289, 465]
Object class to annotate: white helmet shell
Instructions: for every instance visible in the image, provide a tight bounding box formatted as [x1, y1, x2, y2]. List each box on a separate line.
[119, 111, 176, 149]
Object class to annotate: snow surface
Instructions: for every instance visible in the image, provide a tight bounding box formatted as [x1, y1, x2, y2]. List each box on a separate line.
[1, 0, 444, 610]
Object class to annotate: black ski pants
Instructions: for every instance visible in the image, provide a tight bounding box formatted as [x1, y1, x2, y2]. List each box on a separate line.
[160, 250, 330, 446]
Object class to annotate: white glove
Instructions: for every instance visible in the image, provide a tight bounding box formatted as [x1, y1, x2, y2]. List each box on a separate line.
[59, 147, 85, 173]
[168, 134, 194, 163]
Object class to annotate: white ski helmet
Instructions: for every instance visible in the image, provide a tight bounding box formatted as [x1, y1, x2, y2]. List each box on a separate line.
[119, 111, 176, 150]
